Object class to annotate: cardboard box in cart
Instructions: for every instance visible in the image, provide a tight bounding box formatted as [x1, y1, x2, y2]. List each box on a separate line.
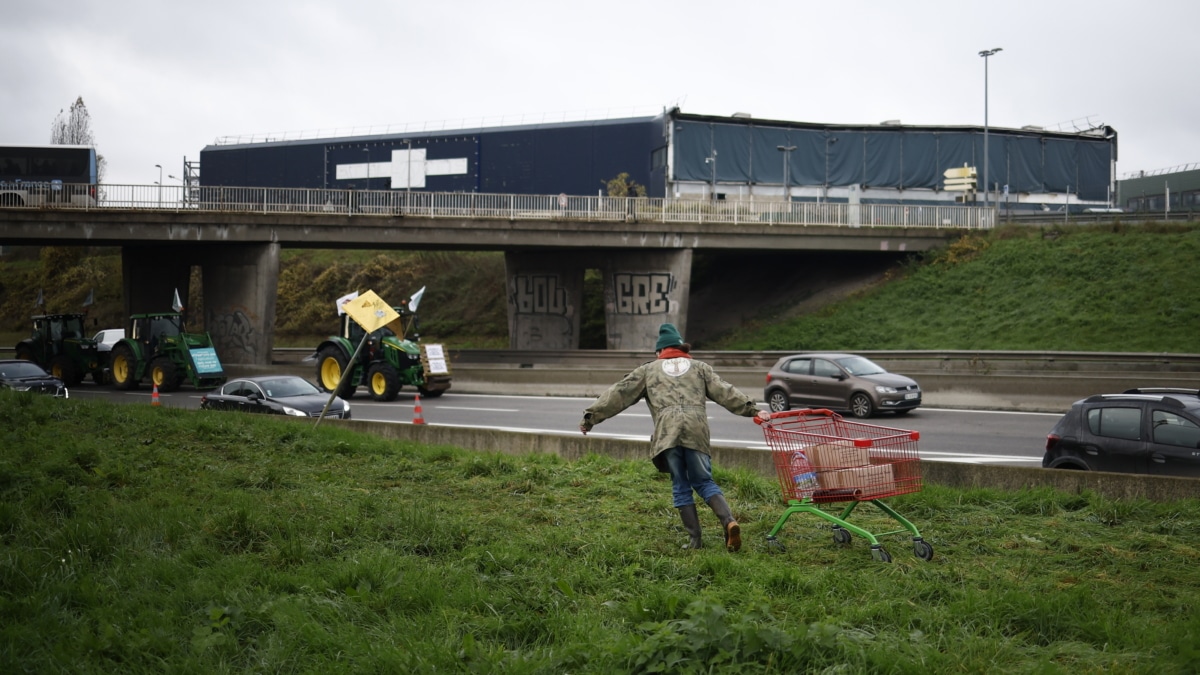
[806, 441, 899, 498]
[819, 463, 897, 498]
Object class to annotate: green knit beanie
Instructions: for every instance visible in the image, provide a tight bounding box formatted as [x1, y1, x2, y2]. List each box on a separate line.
[655, 323, 684, 351]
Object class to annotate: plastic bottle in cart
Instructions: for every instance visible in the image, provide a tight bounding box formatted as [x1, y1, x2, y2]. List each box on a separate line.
[790, 449, 819, 499]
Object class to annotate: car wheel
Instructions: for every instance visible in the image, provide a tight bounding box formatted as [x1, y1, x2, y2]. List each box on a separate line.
[849, 392, 874, 418]
[317, 346, 356, 399]
[149, 357, 180, 392]
[767, 390, 790, 413]
[110, 344, 139, 390]
[367, 362, 401, 401]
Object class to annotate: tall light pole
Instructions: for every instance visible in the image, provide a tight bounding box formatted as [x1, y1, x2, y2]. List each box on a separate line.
[823, 137, 838, 202]
[155, 164, 162, 207]
[403, 139, 412, 201]
[777, 144, 796, 203]
[978, 47, 1002, 209]
[704, 149, 718, 201]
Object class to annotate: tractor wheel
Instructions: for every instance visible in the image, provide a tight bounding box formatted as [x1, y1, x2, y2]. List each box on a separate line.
[50, 355, 81, 386]
[367, 362, 401, 401]
[110, 344, 140, 390]
[149, 357, 181, 392]
[317, 346, 356, 399]
[15, 345, 36, 362]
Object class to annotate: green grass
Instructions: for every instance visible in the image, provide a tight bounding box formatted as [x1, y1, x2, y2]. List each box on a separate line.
[2, 390, 1199, 673]
[713, 222, 1200, 352]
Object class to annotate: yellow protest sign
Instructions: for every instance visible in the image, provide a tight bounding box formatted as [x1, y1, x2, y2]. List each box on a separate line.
[341, 290, 399, 333]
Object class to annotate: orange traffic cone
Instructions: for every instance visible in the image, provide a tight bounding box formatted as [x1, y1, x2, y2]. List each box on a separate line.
[412, 393, 425, 425]
[151, 383, 161, 407]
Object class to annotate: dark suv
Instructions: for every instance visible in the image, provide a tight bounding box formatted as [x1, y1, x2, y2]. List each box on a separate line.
[1043, 388, 1200, 477]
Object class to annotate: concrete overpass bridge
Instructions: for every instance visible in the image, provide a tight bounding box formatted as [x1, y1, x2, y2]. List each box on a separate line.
[0, 184, 986, 364]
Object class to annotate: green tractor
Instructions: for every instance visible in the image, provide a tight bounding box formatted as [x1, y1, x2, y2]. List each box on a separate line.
[14, 313, 107, 386]
[109, 312, 227, 392]
[314, 303, 451, 401]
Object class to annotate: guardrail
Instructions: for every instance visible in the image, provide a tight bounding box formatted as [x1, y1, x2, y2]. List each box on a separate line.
[1, 184, 995, 229]
[409, 348, 1200, 373]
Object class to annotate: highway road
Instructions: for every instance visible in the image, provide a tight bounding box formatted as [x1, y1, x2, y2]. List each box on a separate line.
[67, 384, 1056, 467]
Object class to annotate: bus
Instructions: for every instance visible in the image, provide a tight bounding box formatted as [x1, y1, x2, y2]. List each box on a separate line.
[0, 144, 98, 207]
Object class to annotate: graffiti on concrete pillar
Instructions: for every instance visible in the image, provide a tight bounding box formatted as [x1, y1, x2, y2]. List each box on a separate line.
[511, 274, 569, 315]
[209, 306, 258, 362]
[613, 272, 674, 315]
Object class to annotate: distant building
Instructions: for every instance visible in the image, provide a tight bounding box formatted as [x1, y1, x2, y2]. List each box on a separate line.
[1117, 164, 1200, 214]
[199, 107, 1118, 212]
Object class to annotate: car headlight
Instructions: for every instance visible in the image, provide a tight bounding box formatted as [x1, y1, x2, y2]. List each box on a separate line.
[281, 405, 308, 417]
[874, 385, 898, 394]
[342, 399, 350, 412]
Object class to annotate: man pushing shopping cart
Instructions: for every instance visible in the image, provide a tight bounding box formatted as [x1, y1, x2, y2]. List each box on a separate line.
[579, 323, 770, 552]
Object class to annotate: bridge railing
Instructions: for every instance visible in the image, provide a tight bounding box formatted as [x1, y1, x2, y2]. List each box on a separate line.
[8, 184, 995, 229]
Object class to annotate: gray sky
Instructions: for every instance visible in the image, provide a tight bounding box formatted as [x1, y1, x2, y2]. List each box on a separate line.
[3, 0, 1196, 187]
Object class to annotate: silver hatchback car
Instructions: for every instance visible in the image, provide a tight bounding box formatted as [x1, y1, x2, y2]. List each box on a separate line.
[764, 352, 921, 418]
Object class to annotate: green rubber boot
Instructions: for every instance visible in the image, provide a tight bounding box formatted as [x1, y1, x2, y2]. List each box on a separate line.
[706, 494, 741, 552]
[678, 504, 703, 549]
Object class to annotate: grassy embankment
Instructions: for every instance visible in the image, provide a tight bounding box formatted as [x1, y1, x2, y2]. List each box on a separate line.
[714, 222, 1200, 353]
[2, 390, 1199, 672]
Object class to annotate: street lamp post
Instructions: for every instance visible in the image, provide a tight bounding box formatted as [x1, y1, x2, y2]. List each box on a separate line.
[978, 47, 1002, 209]
[704, 149, 718, 201]
[155, 164, 162, 207]
[403, 139, 412, 203]
[777, 144, 796, 204]
[823, 137, 838, 202]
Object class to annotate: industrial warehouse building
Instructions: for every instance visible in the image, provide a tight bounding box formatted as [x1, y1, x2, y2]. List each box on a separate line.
[199, 107, 1119, 212]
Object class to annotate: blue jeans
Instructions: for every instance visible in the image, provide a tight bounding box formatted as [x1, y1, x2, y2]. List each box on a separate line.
[663, 446, 722, 508]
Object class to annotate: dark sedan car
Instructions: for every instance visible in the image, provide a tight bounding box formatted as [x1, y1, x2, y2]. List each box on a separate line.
[763, 352, 921, 418]
[0, 359, 69, 397]
[1043, 388, 1200, 477]
[201, 375, 351, 419]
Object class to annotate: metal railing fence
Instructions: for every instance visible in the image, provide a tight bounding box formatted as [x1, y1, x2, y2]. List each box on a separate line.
[1, 183, 995, 230]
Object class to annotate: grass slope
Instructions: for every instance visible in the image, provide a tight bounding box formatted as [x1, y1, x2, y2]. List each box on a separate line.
[714, 222, 1200, 352]
[2, 391, 1199, 673]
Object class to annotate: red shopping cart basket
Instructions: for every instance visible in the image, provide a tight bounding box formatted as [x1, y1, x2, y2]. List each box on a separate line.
[756, 409, 933, 562]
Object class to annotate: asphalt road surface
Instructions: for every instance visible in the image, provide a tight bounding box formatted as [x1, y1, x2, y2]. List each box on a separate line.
[69, 384, 1055, 467]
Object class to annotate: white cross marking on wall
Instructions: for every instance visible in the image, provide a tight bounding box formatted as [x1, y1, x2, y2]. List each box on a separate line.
[334, 149, 469, 189]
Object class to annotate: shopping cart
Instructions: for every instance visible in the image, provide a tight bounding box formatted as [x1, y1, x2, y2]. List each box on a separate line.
[755, 408, 933, 562]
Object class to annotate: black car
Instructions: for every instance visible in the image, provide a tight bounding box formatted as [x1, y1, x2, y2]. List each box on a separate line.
[200, 375, 351, 419]
[0, 359, 69, 397]
[1043, 388, 1200, 477]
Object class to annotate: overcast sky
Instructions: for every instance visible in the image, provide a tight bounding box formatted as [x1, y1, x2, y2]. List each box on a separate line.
[3, 0, 1196, 187]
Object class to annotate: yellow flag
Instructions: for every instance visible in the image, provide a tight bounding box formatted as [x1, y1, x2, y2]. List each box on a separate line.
[341, 290, 399, 333]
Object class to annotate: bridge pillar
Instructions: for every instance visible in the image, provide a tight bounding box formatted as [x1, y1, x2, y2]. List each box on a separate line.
[121, 243, 279, 366]
[504, 251, 585, 350]
[602, 249, 692, 350]
[199, 243, 280, 365]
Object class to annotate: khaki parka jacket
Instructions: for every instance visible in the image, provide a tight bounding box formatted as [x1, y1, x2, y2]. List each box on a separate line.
[580, 356, 760, 471]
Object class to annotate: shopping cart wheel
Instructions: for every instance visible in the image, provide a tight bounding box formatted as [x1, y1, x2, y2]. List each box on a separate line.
[870, 545, 892, 563]
[765, 535, 786, 553]
[913, 538, 934, 561]
[831, 526, 852, 545]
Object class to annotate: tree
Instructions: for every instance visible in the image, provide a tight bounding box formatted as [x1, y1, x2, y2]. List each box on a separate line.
[50, 96, 106, 182]
[604, 172, 646, 198]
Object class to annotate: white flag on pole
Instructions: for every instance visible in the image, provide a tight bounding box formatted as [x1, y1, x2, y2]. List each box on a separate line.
[336, 291, 360, 316]
[172, 288, 184, 312]
[409, 286, 426, 313]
